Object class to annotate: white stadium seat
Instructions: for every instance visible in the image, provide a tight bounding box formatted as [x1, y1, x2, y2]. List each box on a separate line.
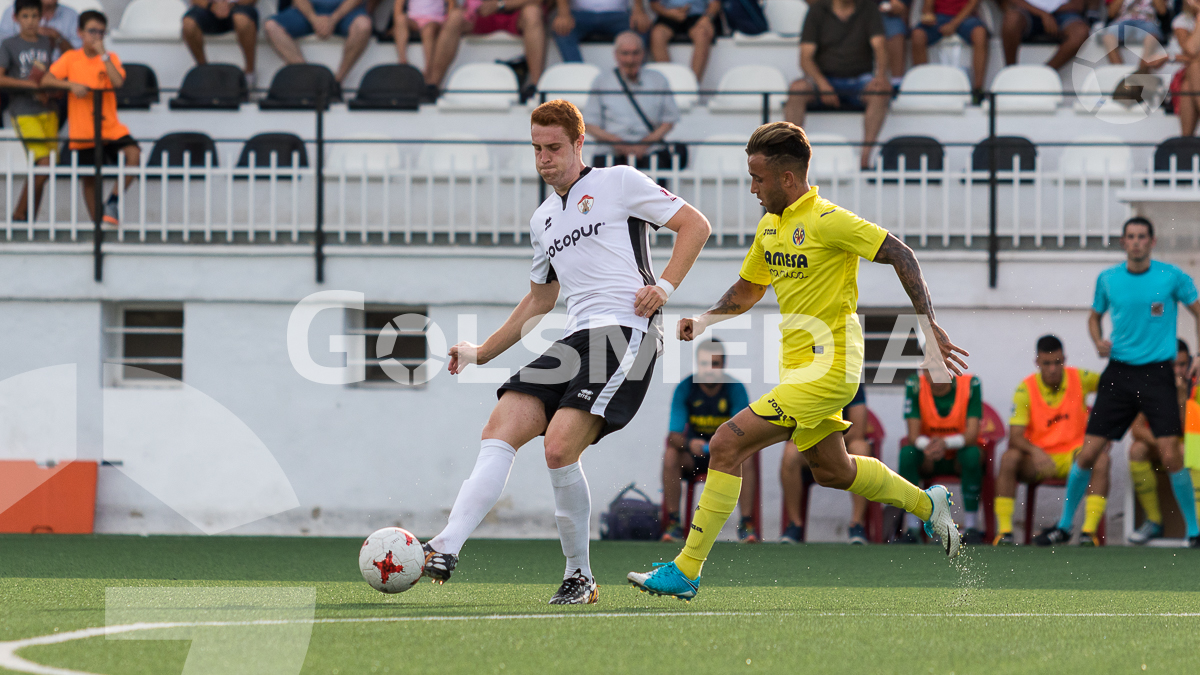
[1059, 135, 1130, 179]
[58, 0, 104, 13]
[114, 0, 187, 39]
[764, 0, 807, 37]
[692, 134, 750, 176]
[643, 63, 700, 112]
[537, 63, 601, 111]
[417, 135, 492, 173]
[437, 63, 519, 112]
[707, 65, 787, 113]
[325, 136, 402, 175]
[891, 64, 971, 113]
[988, 65, 1063, 113]
[1073, 64, 1151, 118]
[806, 132, 858, 178]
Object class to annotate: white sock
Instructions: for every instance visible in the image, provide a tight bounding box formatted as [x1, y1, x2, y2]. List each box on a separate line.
[549, 461, 592, 580]
[905, 513, 923, 531]
[428, 439, 517, 556]
[963, 510, 977, 530]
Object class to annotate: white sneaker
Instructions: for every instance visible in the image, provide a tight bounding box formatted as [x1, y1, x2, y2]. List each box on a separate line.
[922, 485, 961, 558]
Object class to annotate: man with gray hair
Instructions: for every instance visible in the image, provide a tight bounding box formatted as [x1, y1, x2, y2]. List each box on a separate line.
[583, 31, 681, 169]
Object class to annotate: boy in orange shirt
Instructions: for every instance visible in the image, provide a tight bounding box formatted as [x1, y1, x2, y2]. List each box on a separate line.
[41, 10, 139, 227]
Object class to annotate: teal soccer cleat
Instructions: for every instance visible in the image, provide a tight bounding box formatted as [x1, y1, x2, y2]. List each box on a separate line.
[922, 484, 962, 558]
[627, 562, 700, 600]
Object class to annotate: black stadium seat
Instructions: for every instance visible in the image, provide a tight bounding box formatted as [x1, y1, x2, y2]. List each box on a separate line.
[1154, 136, 1200, 173]
[115, 63, 159, 109]
[236, 133, 308, 177]
[348, 64, 423, 111]
[258, 64, 341, 110]
[170, 64, 247, 110]
[146, 133, 218, 177]
[882, 136, 944, 172]
[971, 136, 1037, 183]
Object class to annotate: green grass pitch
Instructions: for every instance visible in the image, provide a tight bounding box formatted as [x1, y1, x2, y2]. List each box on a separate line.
[1, 534, 1198, 674]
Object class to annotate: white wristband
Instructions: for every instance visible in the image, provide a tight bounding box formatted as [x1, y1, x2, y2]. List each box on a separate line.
[944, 434, 965, 449]
[655, 278, 675, 298]
[915, 435, 931, 450]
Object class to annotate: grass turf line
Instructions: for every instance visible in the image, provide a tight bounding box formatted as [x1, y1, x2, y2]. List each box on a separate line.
[2, 535, 1199, 674]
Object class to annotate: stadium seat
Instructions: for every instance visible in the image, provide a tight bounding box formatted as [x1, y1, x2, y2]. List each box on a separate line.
[536, 63, 601, 111]
[417, 135, 491, 173]
[236, 133, 309, 174]
[707, 65, 787, 113]
[807, 132, 858, 179]
[891, 65, 971, 113]
[325, 136, 402, 174]
[763, 0, 807, 37]
[146, 132, 219, 175]
[692, 134, 750, 176]
[58, 0, 103, 13]
[1153, 136, 1200, 179]
[114, 63, 159, 109]
[917, 402, 1003, 543]
[259, 64, 342, 111]
[1073, 64, 1150, 116]
[113, 0, 187, 39]
[169, 64, 247, 110]
[987, 65, 1062, 113]
[437, 63, 518, 112]
[643, 62, 700, 111]
[880, 136, 944, 172]
[1059, 135, 1130, 179]
[348, 64, 425, 111]
[971, 136, 1037, 182]
[788, 407, 887, 543]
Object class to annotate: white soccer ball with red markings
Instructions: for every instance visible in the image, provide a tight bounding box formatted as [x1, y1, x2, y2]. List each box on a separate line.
[359, 527, 425, 593]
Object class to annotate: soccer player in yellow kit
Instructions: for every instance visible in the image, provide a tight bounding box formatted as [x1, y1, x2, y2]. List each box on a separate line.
[628, 122, 969, 600]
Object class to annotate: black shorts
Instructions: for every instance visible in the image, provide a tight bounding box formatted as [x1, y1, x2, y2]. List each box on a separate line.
[68, 135, 139, 167]
[681, 449, 710, 480]
[184, 4, 261, 33]
[1085, 360, 1182, 440]
[497, 324, 659, 443]
[654, 13, 717, 41]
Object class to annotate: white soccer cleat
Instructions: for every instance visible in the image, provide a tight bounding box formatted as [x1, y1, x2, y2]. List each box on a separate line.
[922, 484, 961, 558]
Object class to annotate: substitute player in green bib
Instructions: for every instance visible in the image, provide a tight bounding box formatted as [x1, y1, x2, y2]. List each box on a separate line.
[628, 122, 969, 600]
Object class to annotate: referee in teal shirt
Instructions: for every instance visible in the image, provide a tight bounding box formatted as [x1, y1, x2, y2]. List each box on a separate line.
[1037, 217, 1200, 547]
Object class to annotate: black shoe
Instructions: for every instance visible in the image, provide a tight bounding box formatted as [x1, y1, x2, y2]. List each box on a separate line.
[993, 532, 1015, 546]
[422, 542, 458, 584]
[519, 83, 538, 104]
[420, 83, 439, 103]
[1187, 535, 1200, 548]
[847, 523, 868, 545]
[1034, 527, 1071, 547]
[962, 528, 986, 545]
[780, 523, 804, 544]
[549, 569, 598, 605]
[893, 529, 920, 544]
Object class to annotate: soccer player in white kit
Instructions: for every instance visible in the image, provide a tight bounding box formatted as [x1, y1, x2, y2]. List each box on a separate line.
[421, 100, 712, 604]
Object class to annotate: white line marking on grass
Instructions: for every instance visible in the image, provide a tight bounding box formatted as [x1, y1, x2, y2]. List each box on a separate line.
[4, 610, 1200, 675]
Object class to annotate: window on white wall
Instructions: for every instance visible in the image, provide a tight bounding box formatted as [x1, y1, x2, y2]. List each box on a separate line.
[861, 311, 922, 386]
[347, 305, 430, 386]
[104, 305, 185, 385]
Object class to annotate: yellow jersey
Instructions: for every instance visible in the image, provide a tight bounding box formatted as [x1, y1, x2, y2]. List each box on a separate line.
[739, 187, 888, 376]
[1010, 369, 1101, 427]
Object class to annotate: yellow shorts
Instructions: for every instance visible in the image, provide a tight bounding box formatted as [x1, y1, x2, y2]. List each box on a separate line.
[749, 376, 858, 451]
[1044, 449, 1079, 481]
[13, 112, 59, 162]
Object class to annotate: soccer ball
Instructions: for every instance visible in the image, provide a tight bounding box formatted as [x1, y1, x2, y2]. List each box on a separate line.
[359, 527, 425, 593]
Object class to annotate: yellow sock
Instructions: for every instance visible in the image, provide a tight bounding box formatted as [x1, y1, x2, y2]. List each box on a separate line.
[675, 470, 741, 580]
[1130, 460, 1162, 525]
[1192, 469, 1200, 521]
[847, 456, 932, 521]
[1082, 495, 1107, 534]
[995, 496, 1015, 535]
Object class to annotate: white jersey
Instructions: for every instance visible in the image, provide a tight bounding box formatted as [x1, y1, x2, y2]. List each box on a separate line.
[529, 165, 687, 337]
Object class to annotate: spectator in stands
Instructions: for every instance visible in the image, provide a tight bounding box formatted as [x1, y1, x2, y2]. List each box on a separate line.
[42, 10, 140, 227]
[583, 31, 680, 167]
[993, 335, 1109, 546]
[1127, 339, 1200, 544]
[1, 0, 56, 222]
[910, 0, 988, 97]
[425, 0, 547, 99]
[392, 0, 448, 94]
[896, 369, 984, 544]
[1001, 0, 1089, 71]
[552, 0, 651, 63]
[648, 0, 718, 81]
[1171, 0, 1200, 136]
[779, 383, 874, 544]
[785, 0, 892, 170]
[264, 0, 373, 84]
[0, 0, 79, 55]
[877, 0, 909, 87]
[661, 339, 759, 543]
[182, 0, 259, 89]
[1101, 0, 1167, 68]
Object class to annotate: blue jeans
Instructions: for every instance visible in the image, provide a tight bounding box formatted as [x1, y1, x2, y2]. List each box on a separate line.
[1104, 19, 1163, 42]
[917, 14, 986, 45]
[270, 0, 368, 38]
[554, 10, 635, 62]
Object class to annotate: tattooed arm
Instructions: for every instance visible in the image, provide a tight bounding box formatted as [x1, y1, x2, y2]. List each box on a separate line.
[678, 277, 768, 341]
[872, 233, 969, 377]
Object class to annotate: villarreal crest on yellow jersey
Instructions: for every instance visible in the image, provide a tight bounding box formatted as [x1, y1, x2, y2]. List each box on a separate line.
[739, 187, 888, 377]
